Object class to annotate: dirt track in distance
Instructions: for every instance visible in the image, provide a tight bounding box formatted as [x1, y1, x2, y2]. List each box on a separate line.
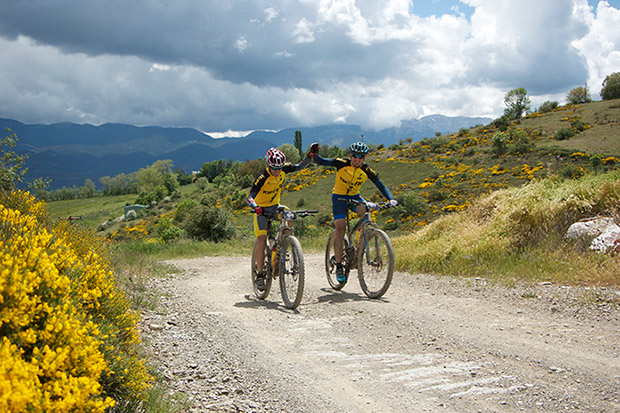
[139, 254, 620, 412]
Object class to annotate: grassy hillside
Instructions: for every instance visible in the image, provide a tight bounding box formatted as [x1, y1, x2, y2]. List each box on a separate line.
[45, 100, 620, 287]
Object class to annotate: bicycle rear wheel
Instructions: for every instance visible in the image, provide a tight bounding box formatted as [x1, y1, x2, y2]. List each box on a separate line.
[251, 237, 273, 299]
[325, 230, 349, 290]
[279, 235, 305, 309]
[358, 229, 394, 299]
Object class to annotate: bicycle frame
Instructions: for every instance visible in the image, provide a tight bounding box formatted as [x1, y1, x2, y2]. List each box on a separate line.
[264, 207, 308, 274]
[341, 200, 381, 269]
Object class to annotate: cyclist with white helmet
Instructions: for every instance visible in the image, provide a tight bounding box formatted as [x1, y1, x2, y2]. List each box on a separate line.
[311, 141, 398, 282]
[247, 146, 318, 290]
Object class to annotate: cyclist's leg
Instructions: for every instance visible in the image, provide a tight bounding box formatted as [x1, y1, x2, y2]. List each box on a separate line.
[355, 195, 367, 217]
[331, 194, 349, 264]
[253, 213, 269, 273]
[333, 218, 346, 263]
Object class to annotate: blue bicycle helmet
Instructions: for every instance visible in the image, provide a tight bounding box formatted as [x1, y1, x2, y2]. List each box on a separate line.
[350, 142, 369, 155]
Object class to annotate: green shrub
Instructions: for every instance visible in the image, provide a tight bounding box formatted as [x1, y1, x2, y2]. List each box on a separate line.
[156, 217, 185, 243]
[571, 120, 586, 132]
[538, 101, 559, 112]
[554, 128, 576, 141]
[559, 164, 585, 179]
[316, 213, 333, 228]
[135, 187, 166, 205]
[492, 132, 508, 155]
[490, 114, 513, 131]
[429, 136, 449, 153]
[292, 217, 321, 238]
[510, 129, 532, 154]
[398, 191, 429, 216]
[383, 219, 400, 231]
[181, 205, 236, 242]
[174, 199, 198, 223]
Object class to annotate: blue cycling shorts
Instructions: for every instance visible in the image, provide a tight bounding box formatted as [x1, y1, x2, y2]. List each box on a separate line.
[332, 194, 365, 221]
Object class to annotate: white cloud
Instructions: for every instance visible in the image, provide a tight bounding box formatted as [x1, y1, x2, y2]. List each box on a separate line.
[264, 7, 280, 23]
[234, 36, 249, 53]
[572, 0, 620, 95]
[293, 18, 316, 43]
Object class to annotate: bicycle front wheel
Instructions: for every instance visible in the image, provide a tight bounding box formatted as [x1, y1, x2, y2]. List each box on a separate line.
[279, 235, 305, 309]
[358, 229, 394, 299]
[251, 237, 273, 299]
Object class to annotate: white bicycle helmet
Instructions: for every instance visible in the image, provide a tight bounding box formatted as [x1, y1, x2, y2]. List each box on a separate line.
[265, 147, 286, 169]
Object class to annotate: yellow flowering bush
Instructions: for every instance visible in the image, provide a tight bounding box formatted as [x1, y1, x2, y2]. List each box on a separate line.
[0, 190, 152, 412]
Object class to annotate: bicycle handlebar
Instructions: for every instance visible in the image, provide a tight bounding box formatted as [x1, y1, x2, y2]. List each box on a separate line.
[336, 198, 394, 211]
[250, 207, 318, 218]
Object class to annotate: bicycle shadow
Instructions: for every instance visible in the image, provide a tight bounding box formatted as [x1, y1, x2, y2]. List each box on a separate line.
[316, 288, 390, 304]
[234, 294, 301, 314]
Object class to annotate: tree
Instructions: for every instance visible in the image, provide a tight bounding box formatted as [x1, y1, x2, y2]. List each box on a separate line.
[503, 87, 531, 118]
[601, 72, 620, 100]
[278, 143, 301, 164]
[100, 172, 136, 196]
[135, 159, 178, 196]
[0, 128, 28, 191]
[236, 159, 265, 188]
[27, 177, 52, 199]
[294, 130, 303, 157]
[567, 85, 591, 104]
[199, 159, 232, 182]
[81, 179, 96, 198]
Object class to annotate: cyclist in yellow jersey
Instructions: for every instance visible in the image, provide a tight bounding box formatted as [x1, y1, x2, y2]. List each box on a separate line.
[312, 141, 398, 282]
[247, 146, 318, 290]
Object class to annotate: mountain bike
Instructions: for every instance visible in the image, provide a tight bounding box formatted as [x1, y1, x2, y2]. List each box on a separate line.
[325, 199, 395, 299]
[251, 206, 317, 309]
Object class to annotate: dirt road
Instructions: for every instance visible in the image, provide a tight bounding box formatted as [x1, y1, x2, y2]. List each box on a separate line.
[140, 254, 620, 412]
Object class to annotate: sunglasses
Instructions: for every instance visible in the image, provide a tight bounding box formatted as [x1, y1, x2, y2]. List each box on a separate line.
[351, 153, 366, 159]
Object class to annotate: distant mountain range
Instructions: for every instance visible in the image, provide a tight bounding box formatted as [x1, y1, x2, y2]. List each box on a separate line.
[1, 115, 491, 189]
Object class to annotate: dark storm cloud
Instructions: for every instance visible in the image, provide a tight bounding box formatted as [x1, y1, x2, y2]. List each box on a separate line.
[0, 1, 618, 132]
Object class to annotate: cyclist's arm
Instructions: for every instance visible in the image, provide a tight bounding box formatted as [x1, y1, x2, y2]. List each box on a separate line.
[284, 153, 313, 173]
[363, 164, 394, 200]
[247, 172, 267, 208]
[313, 154, 336, 167]
[373, 178, 394, 200]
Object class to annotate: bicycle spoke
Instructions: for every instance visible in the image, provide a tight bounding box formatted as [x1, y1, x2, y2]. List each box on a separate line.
[280, 236, 305, 309]
[358, 229, 394, 299]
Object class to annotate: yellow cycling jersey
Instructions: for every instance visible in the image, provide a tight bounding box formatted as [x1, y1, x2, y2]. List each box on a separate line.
[248, 164, 298, 207]
[329, 158, 379, 196]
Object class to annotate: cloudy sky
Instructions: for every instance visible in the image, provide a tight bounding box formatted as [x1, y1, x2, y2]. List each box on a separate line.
[0, 0, 619, 136]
